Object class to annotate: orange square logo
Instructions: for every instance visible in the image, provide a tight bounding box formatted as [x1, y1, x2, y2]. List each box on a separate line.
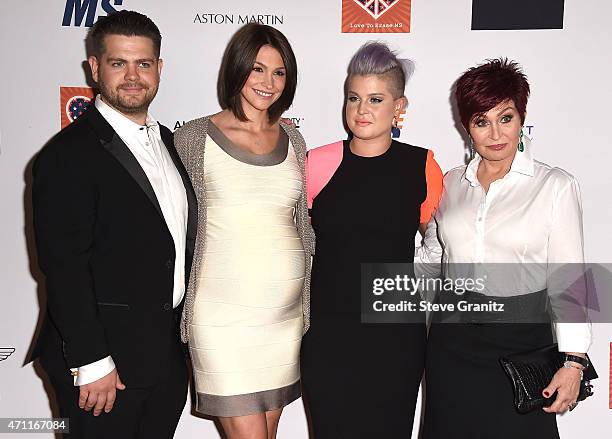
[60, 86, 95, 129]
[342, 0, 411, 33]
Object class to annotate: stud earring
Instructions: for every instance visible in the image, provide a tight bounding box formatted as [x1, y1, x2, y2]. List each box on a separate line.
[518, 128, 525, 152]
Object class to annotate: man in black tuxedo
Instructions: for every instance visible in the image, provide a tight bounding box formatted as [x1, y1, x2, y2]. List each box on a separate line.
[31, 10, 196, 438]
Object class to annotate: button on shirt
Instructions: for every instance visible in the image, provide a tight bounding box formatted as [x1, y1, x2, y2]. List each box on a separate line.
[71, 96, 188, 385]
[416, 138, 592, 353]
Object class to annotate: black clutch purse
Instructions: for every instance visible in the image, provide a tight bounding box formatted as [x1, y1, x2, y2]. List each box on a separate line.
[500, 343, 598, 413]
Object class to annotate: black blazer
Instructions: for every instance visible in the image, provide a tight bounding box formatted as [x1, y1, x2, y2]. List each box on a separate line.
[31, 106, 197, 387]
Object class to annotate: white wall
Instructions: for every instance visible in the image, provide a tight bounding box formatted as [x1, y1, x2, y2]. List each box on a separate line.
[1, 1, 610, 437]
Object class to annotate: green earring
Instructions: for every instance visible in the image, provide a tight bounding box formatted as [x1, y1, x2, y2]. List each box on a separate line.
[518, 128, 524, 152]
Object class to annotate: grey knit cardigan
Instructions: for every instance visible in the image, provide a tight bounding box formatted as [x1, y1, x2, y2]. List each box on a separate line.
[174, 116, 314, 343]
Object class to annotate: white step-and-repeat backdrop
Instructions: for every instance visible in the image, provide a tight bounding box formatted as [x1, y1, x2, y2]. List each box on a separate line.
[1, 0, 611, 437]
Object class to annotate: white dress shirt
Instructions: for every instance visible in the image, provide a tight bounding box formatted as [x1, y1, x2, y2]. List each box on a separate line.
[71, 96, 188, 385]
[416, 137, 592, 353]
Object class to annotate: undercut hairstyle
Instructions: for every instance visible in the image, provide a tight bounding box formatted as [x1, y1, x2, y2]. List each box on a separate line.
[455, 58, 530, 131]
[217, 23, 298, 123]
[88, 10, 162, 58]
[346, 41, 414, 98]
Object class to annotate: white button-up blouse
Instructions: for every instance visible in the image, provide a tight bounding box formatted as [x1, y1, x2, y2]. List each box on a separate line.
[416, 138, 592, 353]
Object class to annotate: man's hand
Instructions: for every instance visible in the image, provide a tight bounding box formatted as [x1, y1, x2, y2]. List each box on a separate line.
[78, 368, 126, 416]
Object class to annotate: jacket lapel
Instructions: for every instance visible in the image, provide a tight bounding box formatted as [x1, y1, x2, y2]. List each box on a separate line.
[85, 107, 164, 219]
[159, 126, 198, 284]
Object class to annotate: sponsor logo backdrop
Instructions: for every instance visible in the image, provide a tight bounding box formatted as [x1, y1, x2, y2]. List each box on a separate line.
[471, 0, 565, 30]
[62, 0, 124, 27]
[1, 0, 611, 437]
[342, 0, 411, 33]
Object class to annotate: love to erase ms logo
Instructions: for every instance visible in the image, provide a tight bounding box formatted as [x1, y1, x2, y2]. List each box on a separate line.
[60, 87, 95, 129]
[342, 0, 411, 33]
[355, 0, 400, 19]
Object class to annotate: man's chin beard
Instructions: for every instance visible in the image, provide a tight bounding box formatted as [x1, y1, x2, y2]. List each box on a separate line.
[114, 101, 150, 114]
[103, 94, 153, 115]
[98, 83, 156, 116]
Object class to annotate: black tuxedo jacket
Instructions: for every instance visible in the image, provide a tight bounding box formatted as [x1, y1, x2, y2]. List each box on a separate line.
[31, 106, 197, 387]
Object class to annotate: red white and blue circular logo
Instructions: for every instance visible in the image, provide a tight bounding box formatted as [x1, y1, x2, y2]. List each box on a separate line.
[65, 95, 92, 123]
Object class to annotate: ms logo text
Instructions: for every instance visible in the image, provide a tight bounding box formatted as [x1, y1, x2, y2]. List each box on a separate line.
[62, 0, 124, 27]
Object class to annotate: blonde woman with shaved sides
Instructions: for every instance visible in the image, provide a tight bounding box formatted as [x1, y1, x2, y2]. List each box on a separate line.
[301, 42, 443, 437]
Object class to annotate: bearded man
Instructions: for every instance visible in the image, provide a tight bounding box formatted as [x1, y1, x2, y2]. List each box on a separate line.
[31, 10, 196, 438]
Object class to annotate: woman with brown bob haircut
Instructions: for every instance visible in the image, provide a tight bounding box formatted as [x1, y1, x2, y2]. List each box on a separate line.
[174, 23, 313, 438]
[416, 59, 592, 437]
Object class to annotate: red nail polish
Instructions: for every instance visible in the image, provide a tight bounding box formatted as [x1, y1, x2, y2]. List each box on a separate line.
[543, 391, 550, 397]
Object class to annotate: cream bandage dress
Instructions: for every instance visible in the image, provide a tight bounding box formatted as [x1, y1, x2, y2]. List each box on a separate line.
[188, 121, 305, 417]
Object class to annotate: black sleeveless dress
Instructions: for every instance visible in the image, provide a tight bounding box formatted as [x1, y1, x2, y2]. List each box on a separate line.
[300, 140, 428, 438]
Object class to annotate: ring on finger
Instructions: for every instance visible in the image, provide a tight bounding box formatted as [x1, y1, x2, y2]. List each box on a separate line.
[568, 401, 578, 411]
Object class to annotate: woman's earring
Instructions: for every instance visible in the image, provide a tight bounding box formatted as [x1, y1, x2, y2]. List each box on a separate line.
[518, 128, 525, 152]
[392, 113, 399, 128]
[469, 136, 475, 159]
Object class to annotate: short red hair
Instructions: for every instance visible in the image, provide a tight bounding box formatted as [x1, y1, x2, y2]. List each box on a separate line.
[455, 58, 530, 131]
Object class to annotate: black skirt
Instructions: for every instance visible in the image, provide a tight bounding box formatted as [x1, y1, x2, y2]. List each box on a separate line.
[423, 321, 559, 439]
